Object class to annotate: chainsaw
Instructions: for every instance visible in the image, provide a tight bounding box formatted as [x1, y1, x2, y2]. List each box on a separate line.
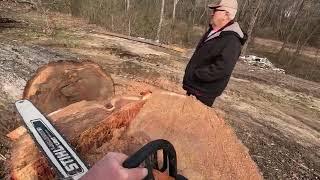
[15, 99, 187, 180]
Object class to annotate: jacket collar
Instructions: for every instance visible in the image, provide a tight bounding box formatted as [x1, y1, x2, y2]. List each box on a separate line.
[205, 21, 244, 42]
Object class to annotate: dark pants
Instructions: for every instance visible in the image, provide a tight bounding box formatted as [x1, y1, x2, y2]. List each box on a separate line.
[186, 92, 216, 107]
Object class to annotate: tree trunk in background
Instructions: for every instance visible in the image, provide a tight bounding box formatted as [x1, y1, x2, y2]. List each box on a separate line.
[192, 3, 196, 26]
[316, 48, 320, 61]
[278, 0, 305, 55]
[172, 0, 179, 23]
[67, 0, 319, 50]
[126, 0, 130, 12]
[156, 0, 165, 41]
[293, 7, 319, 56]
[241, 0, 263, 56]
[124, 0, 129, 12]
[111, 15, 114, 31]
[199, 0, 208, 23]
[294, 25, 319, 55]
[259, 0, 275, 27]
[170, 0, 179, 44]
[128, 19, 131, 36]
[125, 0, 131, 36]
[238, 0, 249, 21]
[185, 9, 193, 44]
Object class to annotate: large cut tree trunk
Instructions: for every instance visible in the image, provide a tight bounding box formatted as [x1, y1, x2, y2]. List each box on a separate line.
[8, 61, 261, 180]
[8, 90, 262, 180]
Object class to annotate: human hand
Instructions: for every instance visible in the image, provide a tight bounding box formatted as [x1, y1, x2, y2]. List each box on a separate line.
[80, 152, 148, 180]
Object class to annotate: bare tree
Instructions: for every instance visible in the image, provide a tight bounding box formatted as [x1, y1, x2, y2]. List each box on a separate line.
[125, 0, 131, 36]
[238, 0, 249, 21]
[124, 0, 130, 12]
[294, 24, 319, 55]
[172, 0, 180, 22]
[199, 0, 209, 23]
[65, 0, 319, 50]
[258, 0, 276, 27]
[278, 0, 306, 55]
[156, 0, 165, 41]
[241, 0, 263, 55]
[111, 15, 114, 31]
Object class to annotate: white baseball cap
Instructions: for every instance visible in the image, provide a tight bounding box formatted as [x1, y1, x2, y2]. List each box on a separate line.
[208, 0, 238, 20]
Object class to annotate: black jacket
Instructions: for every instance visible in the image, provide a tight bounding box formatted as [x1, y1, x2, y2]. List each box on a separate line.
[183, 22, 247, 98]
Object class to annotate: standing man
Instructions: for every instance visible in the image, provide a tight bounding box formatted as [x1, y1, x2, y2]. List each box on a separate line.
[183, 0, 247, 107]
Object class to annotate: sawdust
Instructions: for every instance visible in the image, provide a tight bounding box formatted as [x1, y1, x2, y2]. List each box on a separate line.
[76, 101, 145, 153]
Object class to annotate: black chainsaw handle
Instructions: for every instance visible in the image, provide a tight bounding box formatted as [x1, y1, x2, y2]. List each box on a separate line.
[122, 139, 178, 179]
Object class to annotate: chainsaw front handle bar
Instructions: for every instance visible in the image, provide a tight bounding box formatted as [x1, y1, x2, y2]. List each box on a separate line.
[123, 139, 187, 180]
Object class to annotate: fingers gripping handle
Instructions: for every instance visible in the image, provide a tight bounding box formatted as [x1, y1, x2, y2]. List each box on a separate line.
[122, 139, 178, 179]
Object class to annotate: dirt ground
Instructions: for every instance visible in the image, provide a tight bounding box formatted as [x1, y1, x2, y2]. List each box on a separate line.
[0, 2, 319, 179]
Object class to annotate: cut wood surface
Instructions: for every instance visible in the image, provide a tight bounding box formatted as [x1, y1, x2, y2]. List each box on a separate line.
[23, 60, 115, 114]
[126, 91, 262, 180]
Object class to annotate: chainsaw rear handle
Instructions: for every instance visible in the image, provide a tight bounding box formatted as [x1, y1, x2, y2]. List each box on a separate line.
[122, 139, 187, 180]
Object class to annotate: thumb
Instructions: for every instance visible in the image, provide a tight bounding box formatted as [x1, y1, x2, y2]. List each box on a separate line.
[126, 167, 148, 180]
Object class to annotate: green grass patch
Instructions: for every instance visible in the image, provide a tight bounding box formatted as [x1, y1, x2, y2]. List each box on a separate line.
[50, 29, 81, 48]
